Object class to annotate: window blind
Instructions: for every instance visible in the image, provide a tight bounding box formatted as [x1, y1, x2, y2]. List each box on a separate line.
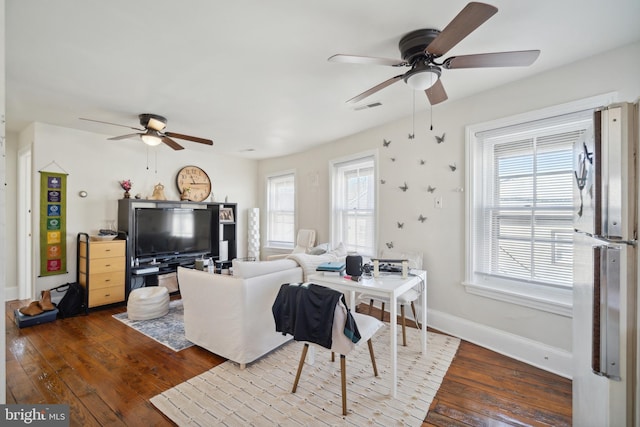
[266, 172, 295, 247]
[473, 109, 593, 289]
[332, 155, 376, 256]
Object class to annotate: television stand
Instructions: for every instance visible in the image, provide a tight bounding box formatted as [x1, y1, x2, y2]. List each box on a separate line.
[117, 198, 238, 298]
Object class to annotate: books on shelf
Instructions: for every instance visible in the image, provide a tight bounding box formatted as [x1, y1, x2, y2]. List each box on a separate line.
[316, 261, 346, 272]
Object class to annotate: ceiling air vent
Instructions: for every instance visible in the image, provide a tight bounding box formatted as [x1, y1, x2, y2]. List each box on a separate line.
[354, 102, 382, 111]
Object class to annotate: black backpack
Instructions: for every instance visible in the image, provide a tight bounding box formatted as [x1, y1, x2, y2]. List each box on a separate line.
[51, 283, 86, 318]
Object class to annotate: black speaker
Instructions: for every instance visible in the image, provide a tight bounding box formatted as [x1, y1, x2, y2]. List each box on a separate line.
[345, 255, 363, 276]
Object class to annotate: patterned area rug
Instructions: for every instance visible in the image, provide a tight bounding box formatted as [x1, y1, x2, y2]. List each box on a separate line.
[151, 325, 460, 426]
[113, 300, 194, 351]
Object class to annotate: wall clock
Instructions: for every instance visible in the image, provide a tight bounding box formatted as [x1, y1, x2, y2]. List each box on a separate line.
[176, 165, 211, 202]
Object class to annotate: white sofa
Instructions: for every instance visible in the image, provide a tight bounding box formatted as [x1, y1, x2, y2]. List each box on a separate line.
[177, 258, 303, 368]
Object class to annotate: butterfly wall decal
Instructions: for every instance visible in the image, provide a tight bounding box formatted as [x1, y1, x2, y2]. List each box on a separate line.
[383, 139, 391, 147]
[449, 163, 457, 171]
[386, 242, 394, 249]
[399, 182, 408, 192]
[418, 214, 427, 223]
[397, 222, 404, 229]
[435, 133, 446, 144]
[427, 185, 436, 193]
[420, 160, 425, 165]
[408, 133, 415, 140]
[380, 179, 386, 184]
[390, 157, 396, 162]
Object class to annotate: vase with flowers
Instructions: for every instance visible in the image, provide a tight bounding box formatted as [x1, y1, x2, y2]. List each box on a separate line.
[120, 180, 133, 199]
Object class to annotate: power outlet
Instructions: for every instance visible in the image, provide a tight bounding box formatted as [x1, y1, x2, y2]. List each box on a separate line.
[435, 196, 443, 209]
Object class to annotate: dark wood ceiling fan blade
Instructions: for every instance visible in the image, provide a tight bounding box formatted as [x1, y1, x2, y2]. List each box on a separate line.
[328, 54, 408, 67]
[164, 132, 213, 145]
[425, 79, 448, 105]
[80, 117, 144, 132]
[444, 50, 540, 69]
[161, 136, 184, 150]
[425, 2, 498, 57]
[108, 133, 142, 141]
[346, 74, 404, 104]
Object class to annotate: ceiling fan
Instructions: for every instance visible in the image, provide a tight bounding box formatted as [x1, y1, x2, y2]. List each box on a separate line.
[329, 2, 540, 105]
[79, 113, 213, 151]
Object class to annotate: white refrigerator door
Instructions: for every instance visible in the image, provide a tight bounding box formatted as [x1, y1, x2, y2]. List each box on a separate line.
[573, 233, 636, 426]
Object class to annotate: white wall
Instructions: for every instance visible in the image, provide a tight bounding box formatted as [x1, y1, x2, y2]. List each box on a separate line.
[258, 41, 640, 377]
[15, 123, 258, 296]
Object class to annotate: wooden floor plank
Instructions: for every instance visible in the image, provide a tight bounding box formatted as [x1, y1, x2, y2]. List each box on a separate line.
[6, 299, 572, 426]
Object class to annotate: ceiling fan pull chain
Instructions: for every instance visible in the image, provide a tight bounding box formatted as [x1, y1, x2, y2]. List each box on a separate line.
[412, 91, 416, 137]
[430, 106, 433, 131]
[146, 145, 150, 170]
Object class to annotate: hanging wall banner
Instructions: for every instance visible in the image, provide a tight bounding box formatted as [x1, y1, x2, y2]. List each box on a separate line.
[39, 171, 67, 276]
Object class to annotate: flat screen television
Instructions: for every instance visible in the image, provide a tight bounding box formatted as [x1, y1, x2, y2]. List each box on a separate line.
[134, 207, 212, 260]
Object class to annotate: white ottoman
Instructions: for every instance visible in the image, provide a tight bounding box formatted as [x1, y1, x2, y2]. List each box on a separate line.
[127, 286, 170, 320]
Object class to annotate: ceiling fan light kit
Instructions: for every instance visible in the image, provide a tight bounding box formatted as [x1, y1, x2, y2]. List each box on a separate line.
[140, 130, 163, 146]
[328, 2, 540, 106]
[80, 113, 213, 150]
[403, 63, 441, 90]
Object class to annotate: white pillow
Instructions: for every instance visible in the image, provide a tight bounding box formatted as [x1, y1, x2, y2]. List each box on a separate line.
[232, 258, 298, 279]
[286, 253, 338, 281]
[308, 243, 329, 255]
[328, 242, 347, 257]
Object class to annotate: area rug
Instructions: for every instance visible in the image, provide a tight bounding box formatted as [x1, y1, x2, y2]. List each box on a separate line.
[150, 326, 460, 426]
[113, 300, 193, 351]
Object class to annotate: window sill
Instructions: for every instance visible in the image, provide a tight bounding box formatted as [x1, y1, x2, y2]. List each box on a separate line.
[462, 279, 573, 317]
[264, 245, 294, 251]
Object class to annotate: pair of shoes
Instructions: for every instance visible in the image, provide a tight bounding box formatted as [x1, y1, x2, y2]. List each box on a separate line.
[19, 301, 44, 316]
[17, 290, 56, 317]
[40, 290, 56, 311]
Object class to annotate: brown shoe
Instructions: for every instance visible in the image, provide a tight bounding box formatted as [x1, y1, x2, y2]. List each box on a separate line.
[19, 301, 44, 317]
[40, 290, 55, 311]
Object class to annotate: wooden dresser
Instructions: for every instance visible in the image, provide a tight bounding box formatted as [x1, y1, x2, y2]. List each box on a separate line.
[78, 233, 126, 309]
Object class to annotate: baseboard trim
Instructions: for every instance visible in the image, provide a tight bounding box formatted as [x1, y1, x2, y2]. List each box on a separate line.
[428, 309, 572, 379]
[5, 286, 19, 302]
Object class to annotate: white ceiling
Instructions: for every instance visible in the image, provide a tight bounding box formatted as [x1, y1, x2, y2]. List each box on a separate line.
[6, 0, 640, 159]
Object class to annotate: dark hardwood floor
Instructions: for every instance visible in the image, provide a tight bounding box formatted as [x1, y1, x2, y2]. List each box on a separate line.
[5, 298, 571, 426]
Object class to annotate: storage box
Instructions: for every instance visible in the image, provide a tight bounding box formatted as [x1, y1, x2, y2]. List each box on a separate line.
[14, 308, 59, 328]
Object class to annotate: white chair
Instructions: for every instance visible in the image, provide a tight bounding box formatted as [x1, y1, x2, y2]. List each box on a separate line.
[273, 283, 383, 415]
[267, 229, 316, 260]
[359, 250, 423, 346]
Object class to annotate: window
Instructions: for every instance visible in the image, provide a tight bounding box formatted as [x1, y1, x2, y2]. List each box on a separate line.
[465, 94, 615, 316]
[331, 152, 377, 256]
[266, 172, 295, 248]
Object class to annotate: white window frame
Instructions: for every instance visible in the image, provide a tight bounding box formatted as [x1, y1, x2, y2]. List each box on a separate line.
[329, 150, 378, 257]
[464, 93, 617, 317]
[265, 170, 296, 249]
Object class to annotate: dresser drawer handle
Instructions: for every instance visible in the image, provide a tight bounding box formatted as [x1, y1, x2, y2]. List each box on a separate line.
[105, 293, 111, 297]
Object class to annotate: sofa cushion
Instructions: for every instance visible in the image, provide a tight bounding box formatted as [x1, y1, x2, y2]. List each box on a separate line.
[232, 258, 298, 279]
